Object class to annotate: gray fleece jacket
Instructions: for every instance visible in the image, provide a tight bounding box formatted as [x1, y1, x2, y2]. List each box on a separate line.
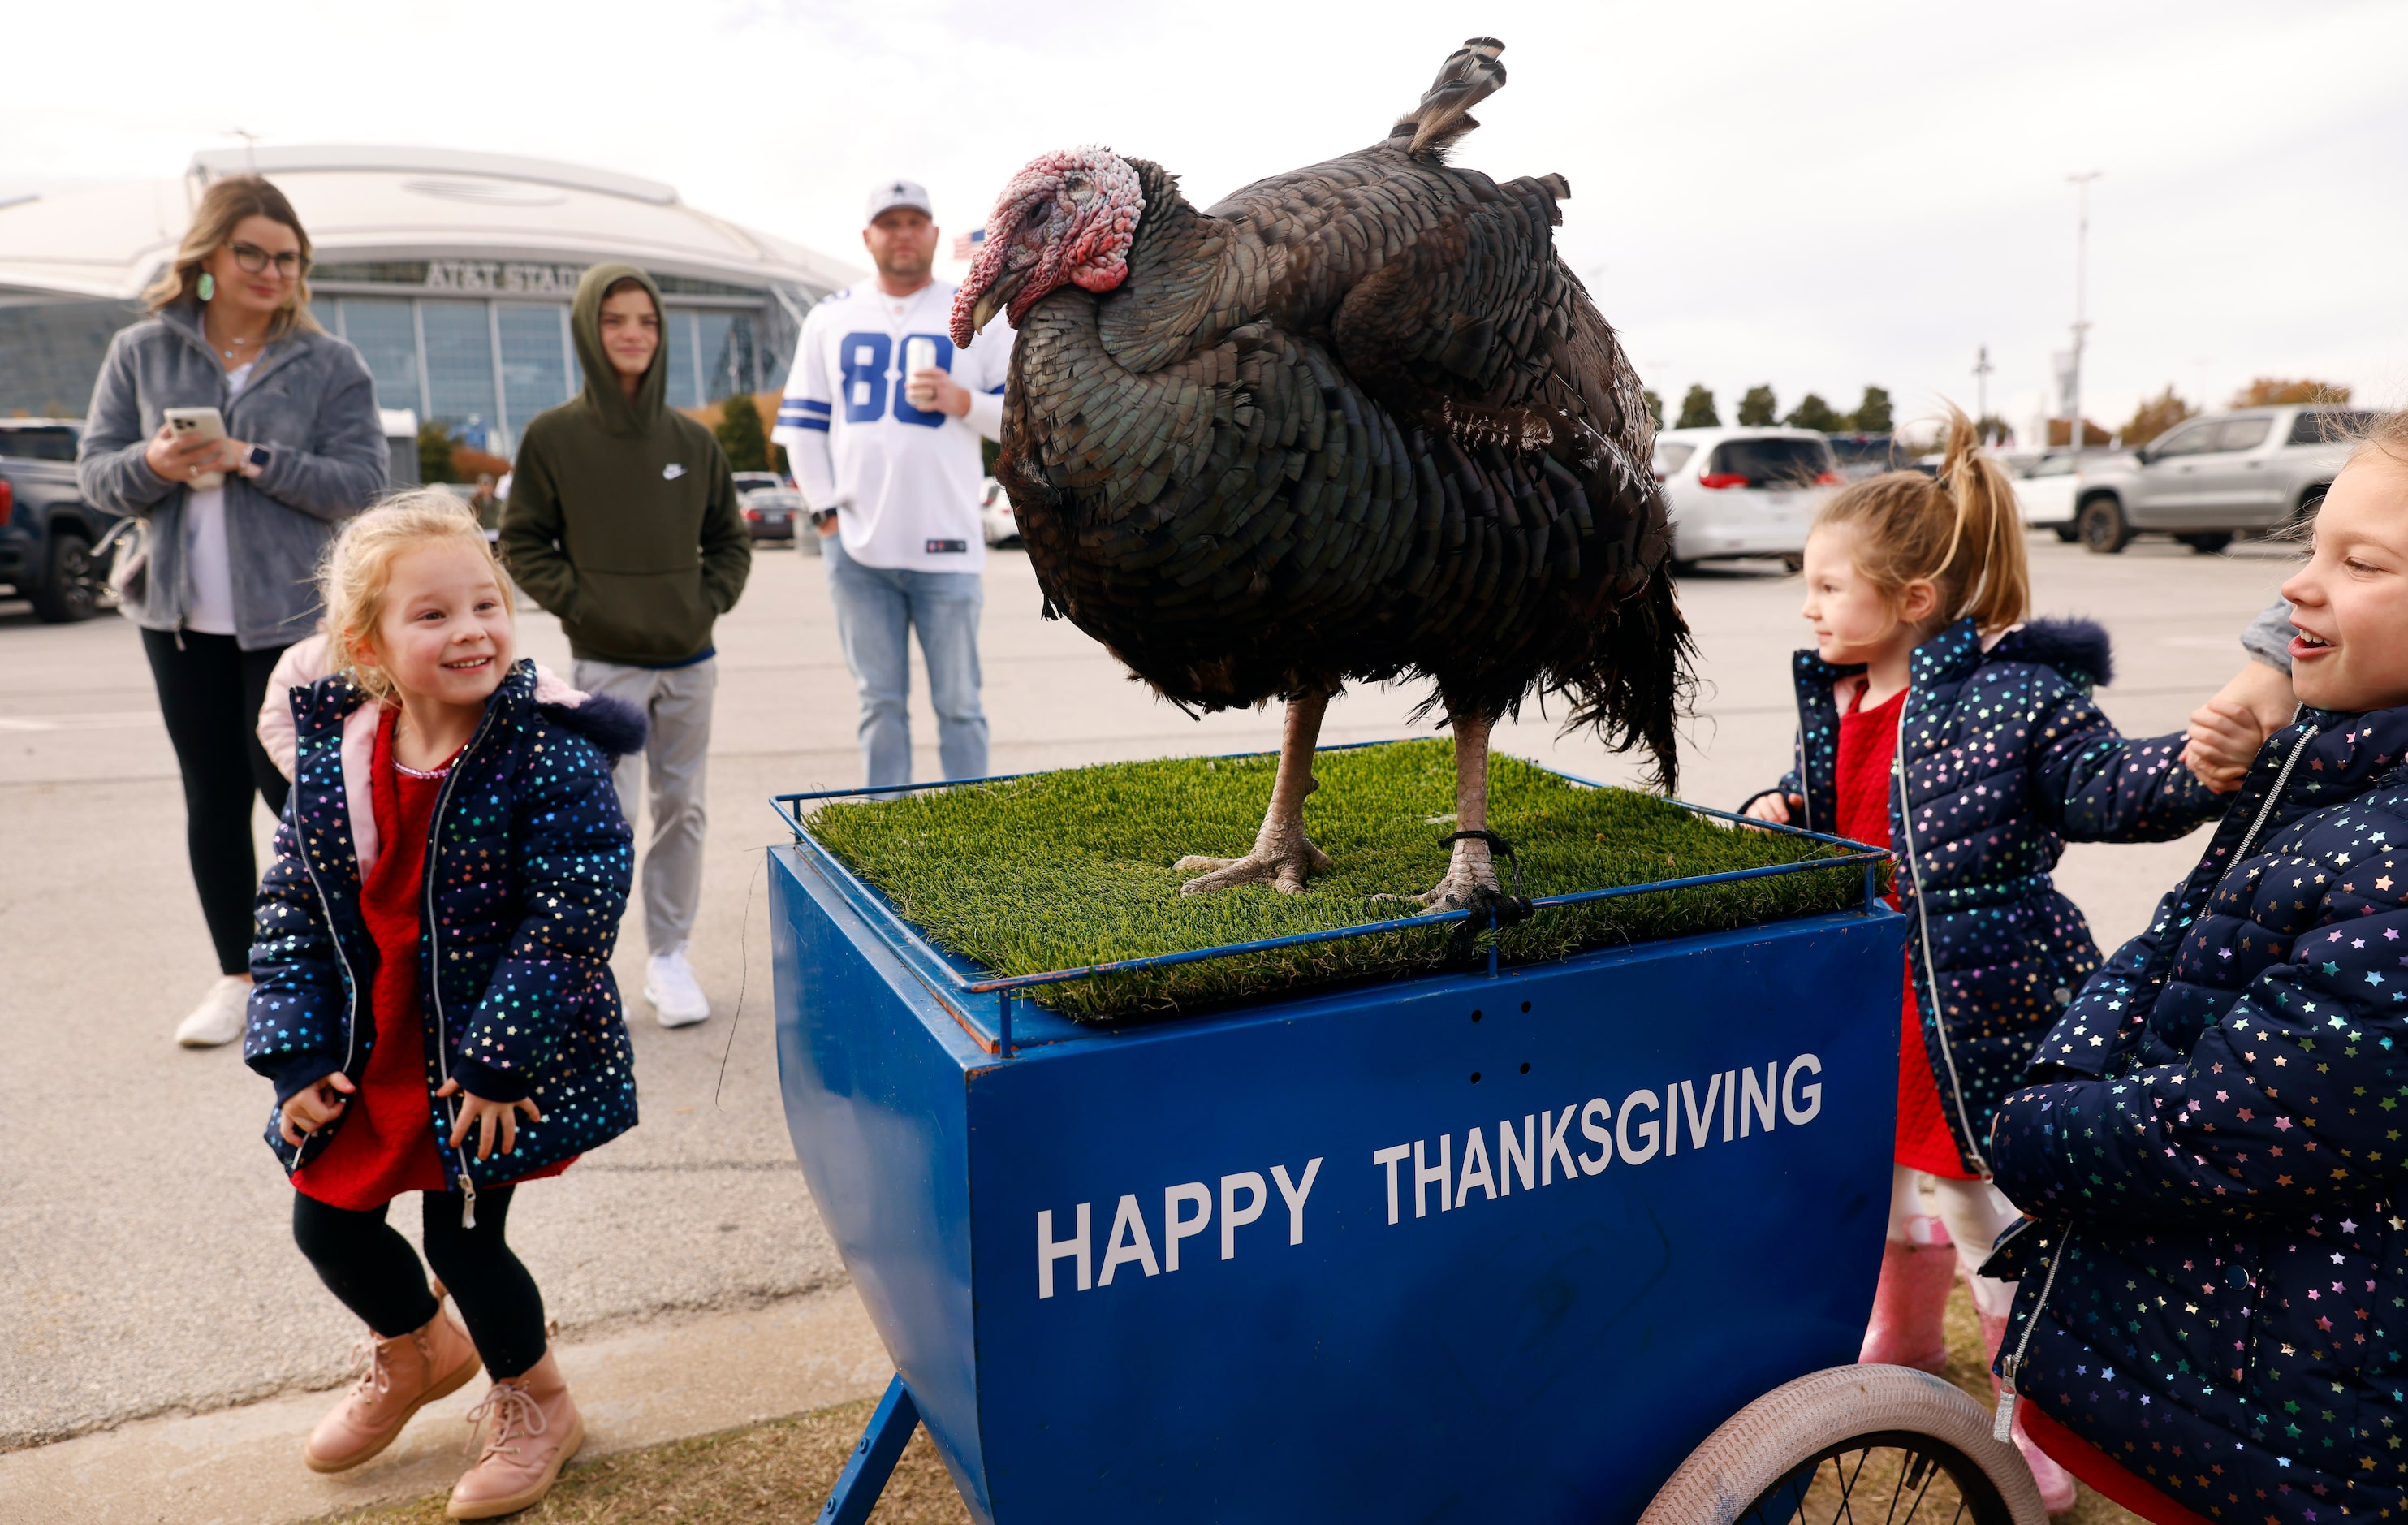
[78, 301, 387, 650]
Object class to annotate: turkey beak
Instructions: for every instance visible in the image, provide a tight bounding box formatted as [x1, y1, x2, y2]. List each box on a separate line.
[968, 264, 1029, 337]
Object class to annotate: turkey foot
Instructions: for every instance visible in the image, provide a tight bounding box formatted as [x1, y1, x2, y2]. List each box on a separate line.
[1177, 693, 1332, 896]
[1389, 711, 1500, 912]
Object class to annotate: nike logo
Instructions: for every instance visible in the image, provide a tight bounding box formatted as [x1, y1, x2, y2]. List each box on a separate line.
[662, 463, 687, 480]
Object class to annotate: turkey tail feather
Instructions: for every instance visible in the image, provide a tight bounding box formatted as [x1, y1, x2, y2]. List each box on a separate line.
[1555, 560, 1694, 794]
[1392, 37, 1507, 158]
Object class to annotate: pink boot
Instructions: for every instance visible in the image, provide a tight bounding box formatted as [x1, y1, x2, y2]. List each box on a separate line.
[447, 1350, 585, 1519]
[1979, 1310, 2078, 1515]
[1858, 1219, 1956, 1373]
[304, 1305, 481, 1473]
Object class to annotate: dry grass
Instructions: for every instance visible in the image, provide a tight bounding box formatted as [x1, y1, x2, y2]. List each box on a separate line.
[317, 1290, 2140, 1523]
[1778, 1280, 2142, 1521]
[317, 1397, 969, 1525]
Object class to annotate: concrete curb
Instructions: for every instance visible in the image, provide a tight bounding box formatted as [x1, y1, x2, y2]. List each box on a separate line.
[0, 1288, 888, 1525]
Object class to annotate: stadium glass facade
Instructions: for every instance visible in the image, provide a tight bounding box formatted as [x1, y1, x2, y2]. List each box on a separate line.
[0, 148, 844, 449]
[0, 270, 796, 449]
[308, 260, 791, 456]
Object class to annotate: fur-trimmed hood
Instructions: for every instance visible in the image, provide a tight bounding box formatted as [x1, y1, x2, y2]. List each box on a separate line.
[261, 637, 647, 780]
[290, 657, 647, 758]
[1979, 617, 2114, 689]
[289, 659, 645, 874]
[1791, 616, 2117, 698]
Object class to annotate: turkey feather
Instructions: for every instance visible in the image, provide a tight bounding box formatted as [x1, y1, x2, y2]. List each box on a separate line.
[985, 41, 1689, 788]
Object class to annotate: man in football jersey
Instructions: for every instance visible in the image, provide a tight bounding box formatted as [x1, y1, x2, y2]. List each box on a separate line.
[774, 181, 1012, 788]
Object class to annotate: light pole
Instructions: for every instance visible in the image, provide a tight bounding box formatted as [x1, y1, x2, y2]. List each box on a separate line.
[2065, 171, 2102, 455]
[1973, 344, 1993, 441]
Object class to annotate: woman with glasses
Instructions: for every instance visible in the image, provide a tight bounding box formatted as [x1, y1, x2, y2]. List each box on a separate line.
[79, 175, 388, 1048]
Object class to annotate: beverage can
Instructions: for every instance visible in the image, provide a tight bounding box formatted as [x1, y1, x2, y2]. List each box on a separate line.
[905, 336, 938, 375]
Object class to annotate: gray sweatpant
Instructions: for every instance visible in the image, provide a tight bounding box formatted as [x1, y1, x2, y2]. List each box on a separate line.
[572, 657, 716, 957]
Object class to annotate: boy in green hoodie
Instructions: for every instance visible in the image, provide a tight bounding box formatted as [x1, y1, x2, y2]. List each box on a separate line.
[499, 264, 750, 1028]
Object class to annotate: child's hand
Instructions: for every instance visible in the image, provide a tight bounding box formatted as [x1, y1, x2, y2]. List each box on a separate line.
[278, 1072, 356, 1147]
[438, 1079, 543, 1162]
[1742, 792, 1801, 827]
[2181, 698, 2265, 793]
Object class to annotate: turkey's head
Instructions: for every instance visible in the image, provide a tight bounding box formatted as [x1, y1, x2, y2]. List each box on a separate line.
[951, 148, 1142, 347]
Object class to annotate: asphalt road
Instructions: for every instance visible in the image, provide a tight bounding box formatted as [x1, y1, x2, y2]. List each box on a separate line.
[0, 529, 2292, 1451]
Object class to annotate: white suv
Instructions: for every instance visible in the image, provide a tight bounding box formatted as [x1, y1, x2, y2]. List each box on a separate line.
[1651, 427, 1841, 570]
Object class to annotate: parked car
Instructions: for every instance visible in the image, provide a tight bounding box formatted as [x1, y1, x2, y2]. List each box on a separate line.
[1651, 427, 1839, 570]
[980, 477, 1020, 547]
[2009, 451, 2086, 542]
[741, 488, 806, 546]
[0, 419, 114, 622]
[732, 470, 788, 495]
[2069, 404, 2372, 555]
[1824, 432, 1904, 482]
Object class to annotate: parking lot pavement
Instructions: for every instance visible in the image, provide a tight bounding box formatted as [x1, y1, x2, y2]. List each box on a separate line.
[0, 532, 2289, 1454]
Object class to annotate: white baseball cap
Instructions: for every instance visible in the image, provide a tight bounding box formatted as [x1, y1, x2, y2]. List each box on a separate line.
[865, 179, 934, 223]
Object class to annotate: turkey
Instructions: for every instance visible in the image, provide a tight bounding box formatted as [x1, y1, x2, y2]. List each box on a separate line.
[951, 37, 1689, 911]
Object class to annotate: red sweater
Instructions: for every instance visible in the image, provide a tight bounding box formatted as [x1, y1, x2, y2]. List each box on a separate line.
[1832, 681, 1974, 1181]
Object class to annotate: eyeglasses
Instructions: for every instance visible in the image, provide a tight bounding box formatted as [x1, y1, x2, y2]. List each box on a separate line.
[227, 241, 309, 279]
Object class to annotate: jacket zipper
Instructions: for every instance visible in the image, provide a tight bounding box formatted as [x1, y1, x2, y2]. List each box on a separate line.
[1992, 730, 2313, 1439]
[422, 701, 503, 1228]
[1892, 726, 1992, 1176]
[291, 810, 365, 1175]
[1795, 730, 1813, 834]
[1996, 1226, 2074, 1442]
[2229, 724, 2315, 867]
[2108, 724, 2317, 1062]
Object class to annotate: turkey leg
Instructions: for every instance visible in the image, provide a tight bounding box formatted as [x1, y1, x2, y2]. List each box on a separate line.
[1414, 712, 1500, 911]
[1176, 692, 1336, 896]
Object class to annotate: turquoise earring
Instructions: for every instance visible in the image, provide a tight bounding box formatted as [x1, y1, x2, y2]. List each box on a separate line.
[197, 272, 214, 302]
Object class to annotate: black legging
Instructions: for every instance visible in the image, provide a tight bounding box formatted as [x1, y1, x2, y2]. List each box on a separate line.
[291, 1187, 549, 1379]
[141, 629, 291, 975]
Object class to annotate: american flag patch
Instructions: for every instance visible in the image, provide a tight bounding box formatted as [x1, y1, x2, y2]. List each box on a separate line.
[951, 228, 986, 260]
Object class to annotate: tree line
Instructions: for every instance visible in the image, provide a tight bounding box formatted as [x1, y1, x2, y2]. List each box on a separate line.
[2116, 378, 2352, 447]
[1645, 384, 1896, 434]
[1642, 375, 2353, 450]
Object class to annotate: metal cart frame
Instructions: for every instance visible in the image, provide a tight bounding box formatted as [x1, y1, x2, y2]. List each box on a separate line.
[766, 749, 1935, 1523]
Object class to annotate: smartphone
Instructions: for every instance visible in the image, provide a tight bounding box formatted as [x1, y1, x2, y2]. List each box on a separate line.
[163, 406, 228, 490]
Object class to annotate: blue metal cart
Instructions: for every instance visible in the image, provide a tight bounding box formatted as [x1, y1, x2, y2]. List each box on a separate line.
[767, 754, 2048, 1524]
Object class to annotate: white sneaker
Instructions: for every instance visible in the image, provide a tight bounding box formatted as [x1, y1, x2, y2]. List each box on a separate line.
[175, 974, 252, 1048]
[644, 946, 710, 1028]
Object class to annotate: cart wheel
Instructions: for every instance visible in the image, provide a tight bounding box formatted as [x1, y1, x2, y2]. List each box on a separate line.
[1638, 1365, 2046, 1525]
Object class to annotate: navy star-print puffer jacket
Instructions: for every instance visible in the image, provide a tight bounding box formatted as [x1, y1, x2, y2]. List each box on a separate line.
[242, 659, 645, 1195]
[1990, 703, 2408, 1519]
[1754, 617, 2221, 1175]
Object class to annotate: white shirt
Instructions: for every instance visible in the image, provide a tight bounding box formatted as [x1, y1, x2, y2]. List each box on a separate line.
[772, 280, 1012, 573]
[183, 360, 255, 637]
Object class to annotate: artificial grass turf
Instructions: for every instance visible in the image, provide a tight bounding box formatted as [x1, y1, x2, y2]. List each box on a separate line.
[803, 738, 1879, 1022]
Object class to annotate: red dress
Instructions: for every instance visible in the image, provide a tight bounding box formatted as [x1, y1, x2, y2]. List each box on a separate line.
[293, 710, 572, 1208]
[1831, 680, 1976, 1181]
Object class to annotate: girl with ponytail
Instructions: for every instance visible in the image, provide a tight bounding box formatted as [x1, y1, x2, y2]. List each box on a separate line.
[1742, 408, 2232, 1514]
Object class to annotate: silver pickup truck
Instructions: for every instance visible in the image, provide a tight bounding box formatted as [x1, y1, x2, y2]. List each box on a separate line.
[2073, 404, 2371, 554]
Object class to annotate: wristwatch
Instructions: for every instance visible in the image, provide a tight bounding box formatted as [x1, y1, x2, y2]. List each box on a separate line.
[240, 443, 270, 480]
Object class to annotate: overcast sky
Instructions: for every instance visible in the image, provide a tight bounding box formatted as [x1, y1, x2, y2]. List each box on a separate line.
[10, 0, 2403, 437]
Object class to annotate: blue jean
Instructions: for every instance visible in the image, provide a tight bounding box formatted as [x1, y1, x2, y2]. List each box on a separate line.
[824, 533, 989, 787]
